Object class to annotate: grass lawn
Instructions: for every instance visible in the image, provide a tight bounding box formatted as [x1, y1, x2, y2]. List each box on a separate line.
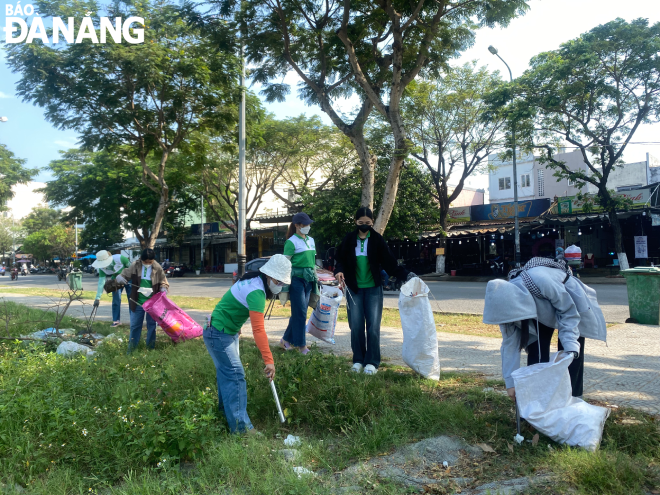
[0, 286, 97, 301]
[0, 287, 501, 338]
[0, 303, 658, 494]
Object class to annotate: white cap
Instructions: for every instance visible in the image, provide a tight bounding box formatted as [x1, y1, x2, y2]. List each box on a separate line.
[259, 254, 292, 285]
[92, 250, 114, 269]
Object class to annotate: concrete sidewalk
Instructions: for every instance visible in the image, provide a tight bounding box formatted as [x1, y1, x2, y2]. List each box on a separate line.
[3, 292, 658, 416]
[421, 273, 627, 285]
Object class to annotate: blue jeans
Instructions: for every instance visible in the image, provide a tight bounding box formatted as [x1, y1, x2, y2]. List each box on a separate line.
[283, 276, 312, 347]
[203, 326, 253, 433]
[111, 283, 131, 322]
[128, 304, 157, 352]
[347, 286, 383, 368]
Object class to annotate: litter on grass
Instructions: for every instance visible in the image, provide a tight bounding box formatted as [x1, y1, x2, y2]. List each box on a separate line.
[56, 341, 93, 357]
[284, 434, 301, 447]
[27, 328, 75, 339]
[514, 434, 524, 444]
[293, 467, 314, 478]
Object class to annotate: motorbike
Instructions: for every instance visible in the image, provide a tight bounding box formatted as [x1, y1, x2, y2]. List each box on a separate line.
[489, 257, 505, 276]
[57, 267, 68, 281]
[0, 267, 5, 276]
[21, 268, 27, 276]
[382, 276, 402, 292]
[164, 265, 175, 277]
[10, 269, 18, 281]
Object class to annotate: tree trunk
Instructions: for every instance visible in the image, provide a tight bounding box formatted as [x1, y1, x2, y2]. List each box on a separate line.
[350, 133, 376, 209]
[439, 206, 448, 233]
[147, 187, 169, 249]
[373, 155, 404, 234]
[373, 113, 408, 234]
[317, 96, 374, 210]
[609, 209, 629, 270]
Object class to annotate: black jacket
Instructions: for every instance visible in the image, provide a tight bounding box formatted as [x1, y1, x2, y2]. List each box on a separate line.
[334, 228, 409, 293]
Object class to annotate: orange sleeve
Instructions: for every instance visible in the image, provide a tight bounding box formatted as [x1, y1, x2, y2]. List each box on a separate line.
[249, 311, 274, 365]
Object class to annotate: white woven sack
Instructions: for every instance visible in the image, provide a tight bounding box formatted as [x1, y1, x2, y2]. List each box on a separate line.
[398, 278, 440, 380]
[513, 352, 609, 451]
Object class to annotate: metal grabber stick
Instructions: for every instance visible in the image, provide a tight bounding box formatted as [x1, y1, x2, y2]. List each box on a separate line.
[270, 379, 286, 423]
[515, 399, 521, 436]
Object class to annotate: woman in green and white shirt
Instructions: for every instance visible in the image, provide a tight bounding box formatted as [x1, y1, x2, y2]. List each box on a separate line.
[280, 212, 316, 354]
[92, 250, 131, 327]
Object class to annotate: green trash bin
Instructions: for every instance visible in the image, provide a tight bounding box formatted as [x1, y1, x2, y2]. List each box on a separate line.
[67, 272, 83, 291]
[621, 267, 660, 325]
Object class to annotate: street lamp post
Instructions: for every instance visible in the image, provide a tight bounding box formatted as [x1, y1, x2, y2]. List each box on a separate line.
[237, 43, 247, 277]
[1, 120, 9, 265]
[488, 45, 520, 268]
[11, 214, 15, 267]
[200, 182, 204, 273]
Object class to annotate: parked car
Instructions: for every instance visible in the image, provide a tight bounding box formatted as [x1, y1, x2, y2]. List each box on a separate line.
[170, 264, 189, 278]
[232, 257, 271, 284]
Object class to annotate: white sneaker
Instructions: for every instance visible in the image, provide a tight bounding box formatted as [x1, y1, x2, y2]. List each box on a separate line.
[351, 363, 364, 373]
[364, 364, 377, 375]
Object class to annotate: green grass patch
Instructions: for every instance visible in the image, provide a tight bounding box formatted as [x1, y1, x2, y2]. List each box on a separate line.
[0, 303, 658, 494]
[0, 286, 97, 301]
[0, 300, 115, 340]
[0, 288, 502, 338]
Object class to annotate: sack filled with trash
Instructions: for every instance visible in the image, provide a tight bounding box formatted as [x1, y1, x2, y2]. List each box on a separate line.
[306, 286, 343, 344]
[512, 352, 609, 451]
[398, 277, 440, 380]
[142, 292, 203, 342]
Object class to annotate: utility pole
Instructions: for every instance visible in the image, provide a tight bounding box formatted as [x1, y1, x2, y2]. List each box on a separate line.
[488, 46, 520, 268]
[200, 181, 204, 273]
[237, 42, 247, 276]
[11, 214, 15, 266]
[75, 217, 78, 261]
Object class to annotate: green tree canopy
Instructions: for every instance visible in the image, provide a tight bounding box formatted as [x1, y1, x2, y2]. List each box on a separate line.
[7, 0, 240, 248]
[404, 63, 505, 231]
[22, 224, 75, 264]
[215, 0, 528, 234]
[43, 149, 198, 251]
[202, 111, 356, 234]
[0, 144, 37, 210]
[302, 158, 439, 250]
[0, 217, 15, 260]
[22, 207, 63, 236]
[489, 18, 660, 270]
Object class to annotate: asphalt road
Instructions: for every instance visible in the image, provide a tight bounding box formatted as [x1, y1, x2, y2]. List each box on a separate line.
[1, 273, 631, 322]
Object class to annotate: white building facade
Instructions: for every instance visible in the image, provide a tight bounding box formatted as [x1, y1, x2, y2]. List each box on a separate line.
[488, 150, 660, 203]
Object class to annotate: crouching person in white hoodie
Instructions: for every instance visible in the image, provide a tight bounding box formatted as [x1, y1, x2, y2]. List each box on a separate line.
[483, 258, 607, 400]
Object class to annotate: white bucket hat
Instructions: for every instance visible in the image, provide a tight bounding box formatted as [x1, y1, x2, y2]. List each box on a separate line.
[92, 250, 114, 269]
[259, 254, 292, 285]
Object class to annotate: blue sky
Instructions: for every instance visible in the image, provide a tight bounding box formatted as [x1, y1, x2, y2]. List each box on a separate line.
[1, 0, 660, 186]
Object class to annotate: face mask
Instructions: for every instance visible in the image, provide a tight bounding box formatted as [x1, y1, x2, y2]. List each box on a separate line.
[357, 224, 371, 233]
[300, 226, 311, 235]
[268, 280, 283, 294]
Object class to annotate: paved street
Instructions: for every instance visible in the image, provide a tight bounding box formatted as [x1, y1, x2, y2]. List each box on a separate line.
[1, 289, 657, 416]
[1, 273, 631, 322]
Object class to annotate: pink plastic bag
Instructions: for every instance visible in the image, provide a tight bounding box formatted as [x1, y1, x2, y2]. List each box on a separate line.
[142, 292, 203, 342]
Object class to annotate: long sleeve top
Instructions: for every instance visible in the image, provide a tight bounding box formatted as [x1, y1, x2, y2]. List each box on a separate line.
[95, 254, 130, 299]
